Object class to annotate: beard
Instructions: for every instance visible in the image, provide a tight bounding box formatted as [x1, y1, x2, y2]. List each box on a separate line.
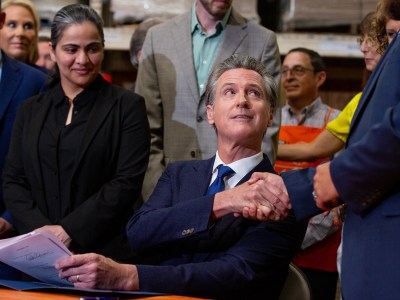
[199, 0, 232, 19]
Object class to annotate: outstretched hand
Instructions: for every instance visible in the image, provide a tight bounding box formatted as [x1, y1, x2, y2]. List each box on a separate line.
[246, 172, 291, 220]
[214, 172, 291, 222]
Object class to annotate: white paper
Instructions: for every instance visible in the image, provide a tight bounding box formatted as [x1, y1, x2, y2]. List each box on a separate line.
[0, 231, 72, 286]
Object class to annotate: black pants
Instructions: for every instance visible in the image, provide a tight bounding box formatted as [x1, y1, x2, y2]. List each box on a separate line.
[299, 267, 338, 300]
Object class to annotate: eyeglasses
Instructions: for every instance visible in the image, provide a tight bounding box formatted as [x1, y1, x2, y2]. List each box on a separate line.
[358, 36, 376, 47]
[280, 66, 314, 77]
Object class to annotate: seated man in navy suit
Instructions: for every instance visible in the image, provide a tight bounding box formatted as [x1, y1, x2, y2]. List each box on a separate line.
[55, 54, 306, 300]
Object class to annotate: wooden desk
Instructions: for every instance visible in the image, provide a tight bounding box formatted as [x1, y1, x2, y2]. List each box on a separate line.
[0, 288, 205, 300]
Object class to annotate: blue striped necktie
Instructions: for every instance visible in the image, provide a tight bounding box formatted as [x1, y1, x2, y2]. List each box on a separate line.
[207, 165, 235, 195]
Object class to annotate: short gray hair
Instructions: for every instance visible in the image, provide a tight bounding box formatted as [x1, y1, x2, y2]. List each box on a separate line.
[202, 54, 278, 111]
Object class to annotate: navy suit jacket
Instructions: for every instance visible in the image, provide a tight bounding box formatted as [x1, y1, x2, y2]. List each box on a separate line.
[0, 52, 47, 219]
[283, 33, 400, 299]
[126, 155, 306, 300]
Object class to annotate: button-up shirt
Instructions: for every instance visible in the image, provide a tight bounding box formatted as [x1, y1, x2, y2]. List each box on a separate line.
[210, 151, 264, 190]
[281, 97, 340, 127]
[191, 3, 231, 94]
[39, 76, 100, 223]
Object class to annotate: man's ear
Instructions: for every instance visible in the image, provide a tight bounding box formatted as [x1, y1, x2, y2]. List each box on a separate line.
[316, 71, 327, 88]
[207, 104, 215, 125]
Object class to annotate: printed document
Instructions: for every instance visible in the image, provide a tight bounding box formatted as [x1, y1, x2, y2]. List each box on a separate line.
[0, 230, 72, 286]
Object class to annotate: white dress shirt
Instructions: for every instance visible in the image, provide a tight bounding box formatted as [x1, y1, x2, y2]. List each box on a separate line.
[210, 151, 264, 190]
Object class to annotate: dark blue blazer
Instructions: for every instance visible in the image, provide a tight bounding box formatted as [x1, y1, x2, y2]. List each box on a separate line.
[126, 155, 306, 300]
[283, 33, 400, 299]
[0, 52, 47, 219]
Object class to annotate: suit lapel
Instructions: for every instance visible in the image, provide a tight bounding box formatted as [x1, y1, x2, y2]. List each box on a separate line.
[0, 54, 22, 121]
[28, 92, 53, 191]
[214, 9, 247, 66]
[172, 14, 199, 102]
[190, 157, 215, 196]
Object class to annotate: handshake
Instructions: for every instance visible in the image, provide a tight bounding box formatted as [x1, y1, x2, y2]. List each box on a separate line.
[219, 162, 340, 222]
[213, 172, 292, 222]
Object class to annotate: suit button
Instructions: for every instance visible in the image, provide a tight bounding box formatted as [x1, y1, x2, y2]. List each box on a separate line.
[182, 228, 195, 236]
[190, 151, 196, 158]
[197, 116, 203, 122]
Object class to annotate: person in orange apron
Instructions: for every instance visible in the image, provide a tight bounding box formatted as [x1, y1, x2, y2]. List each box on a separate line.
[277, 47, 341, 300]
[275, 107, 334, 173]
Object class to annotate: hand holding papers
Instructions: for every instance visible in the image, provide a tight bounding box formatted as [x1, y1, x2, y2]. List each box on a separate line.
[0, 231, 163, 297]
[0, 230, 72, 286]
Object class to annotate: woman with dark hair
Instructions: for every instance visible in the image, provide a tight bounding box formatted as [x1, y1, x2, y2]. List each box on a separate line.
[3, 4, 150, 262]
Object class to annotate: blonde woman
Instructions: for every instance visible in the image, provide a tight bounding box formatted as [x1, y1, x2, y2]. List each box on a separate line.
[0, 0, 40, 66]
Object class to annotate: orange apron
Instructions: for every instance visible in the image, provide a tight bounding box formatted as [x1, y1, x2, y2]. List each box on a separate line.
[274, 108, 333, 174]
[276, 108, 341, 272]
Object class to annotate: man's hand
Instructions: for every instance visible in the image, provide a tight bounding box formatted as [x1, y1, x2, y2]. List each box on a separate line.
[55, 253, 138, 290]
[0, 218, 14, 239]
[248, 172, 291, 213]
[213, 172, 291, 221]
[313, 162, 340, 210]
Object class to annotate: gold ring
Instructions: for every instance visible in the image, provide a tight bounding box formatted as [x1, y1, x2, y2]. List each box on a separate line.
[76, 274, 80, 282]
